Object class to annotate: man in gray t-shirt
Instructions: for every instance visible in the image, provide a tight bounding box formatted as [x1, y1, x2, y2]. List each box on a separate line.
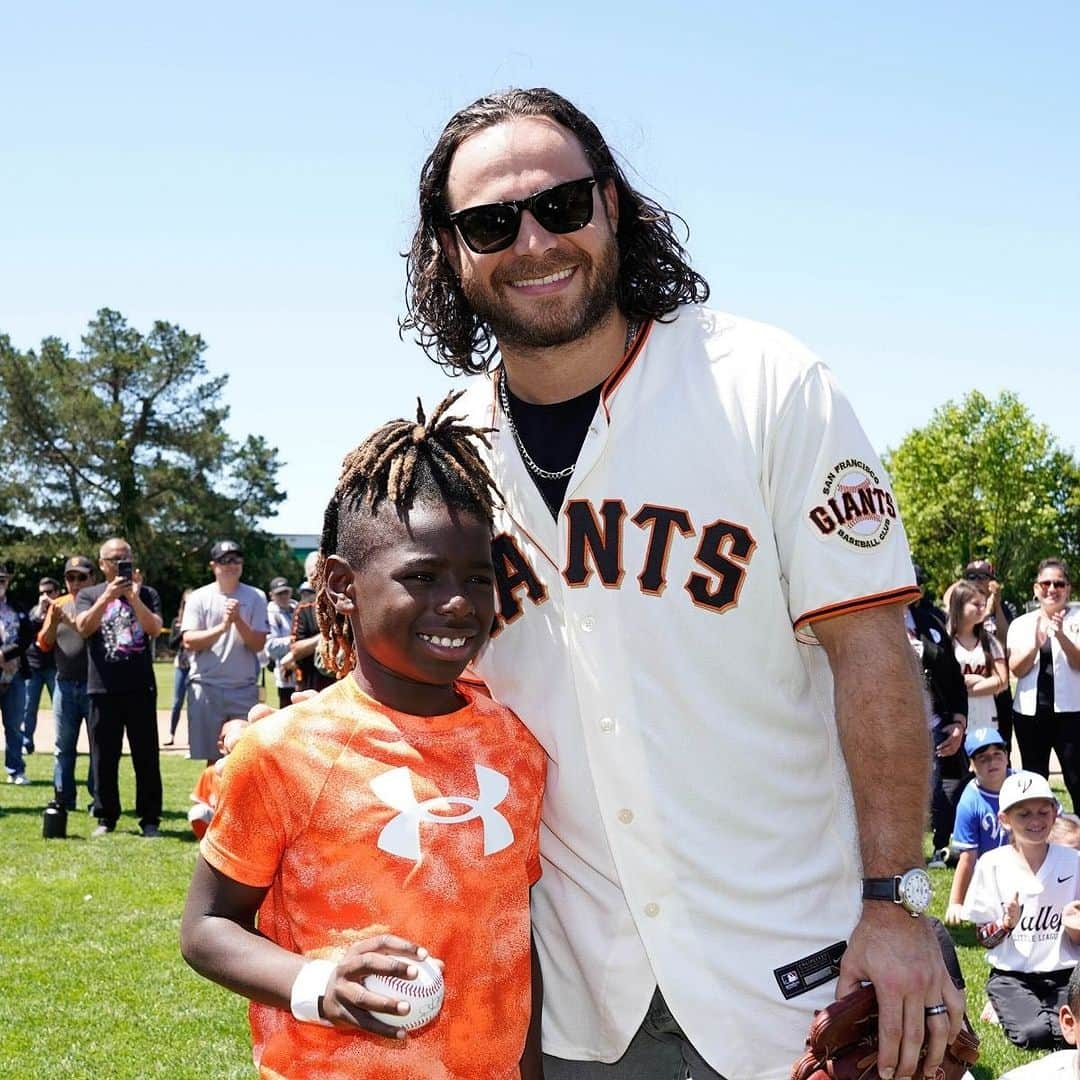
[181, 540, 268, 763]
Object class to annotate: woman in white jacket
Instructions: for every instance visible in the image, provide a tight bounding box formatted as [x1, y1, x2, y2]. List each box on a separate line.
[1008, 559, 1080, 808]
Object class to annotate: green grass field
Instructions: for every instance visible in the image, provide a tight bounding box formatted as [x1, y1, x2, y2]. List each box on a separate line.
[0, 687, 1066, 1077]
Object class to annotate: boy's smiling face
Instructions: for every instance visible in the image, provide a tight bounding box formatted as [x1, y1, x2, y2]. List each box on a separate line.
[325, 501, 495, 716]
[1000, 797, 1058, 848]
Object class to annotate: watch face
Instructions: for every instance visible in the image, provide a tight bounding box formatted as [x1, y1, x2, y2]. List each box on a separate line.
[898, 868, 933, 913]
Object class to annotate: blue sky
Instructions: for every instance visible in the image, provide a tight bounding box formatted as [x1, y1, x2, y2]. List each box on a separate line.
[2, 1, 1076, 534]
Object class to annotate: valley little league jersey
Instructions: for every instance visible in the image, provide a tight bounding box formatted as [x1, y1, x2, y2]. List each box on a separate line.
[963, 843, 1080, 972]
[459, 306, 921, 1080]
[201, 677, 546, 1080]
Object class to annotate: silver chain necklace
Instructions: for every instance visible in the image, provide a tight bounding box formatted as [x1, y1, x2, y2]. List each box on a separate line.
[499, 322, 638, 481]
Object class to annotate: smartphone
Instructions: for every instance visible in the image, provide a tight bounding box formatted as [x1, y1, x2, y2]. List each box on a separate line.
[116, 559, 133, 580]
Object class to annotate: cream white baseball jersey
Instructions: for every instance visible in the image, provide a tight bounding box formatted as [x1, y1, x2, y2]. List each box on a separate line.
[462, 306, 920, 1080]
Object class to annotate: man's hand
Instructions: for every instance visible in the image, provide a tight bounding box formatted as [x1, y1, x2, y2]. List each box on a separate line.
[104, 576, 132, 603]
[246, 692, 315, 725]
[837, 907, 965, 1080]
[223, 598, 239, 626]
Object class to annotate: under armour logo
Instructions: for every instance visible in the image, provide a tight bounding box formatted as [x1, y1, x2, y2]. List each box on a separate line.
[370, 765, 513, 862]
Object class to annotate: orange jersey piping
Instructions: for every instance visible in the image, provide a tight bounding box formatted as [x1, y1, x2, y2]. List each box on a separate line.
[601, 319, 653, 419]
[793, 586, 921, 631]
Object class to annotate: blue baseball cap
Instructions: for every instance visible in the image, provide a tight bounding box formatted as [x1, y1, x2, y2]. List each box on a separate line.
[965, 726, 1007, 757]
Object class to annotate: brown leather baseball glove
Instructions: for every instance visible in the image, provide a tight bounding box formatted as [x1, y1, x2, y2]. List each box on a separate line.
[791, 984, 979, 1080]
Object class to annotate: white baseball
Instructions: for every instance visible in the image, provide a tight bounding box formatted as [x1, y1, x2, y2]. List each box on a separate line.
[363, 956, 444, 1031]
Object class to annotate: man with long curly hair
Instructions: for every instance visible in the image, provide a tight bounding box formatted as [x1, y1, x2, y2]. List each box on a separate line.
[399, 88, 962, 1080]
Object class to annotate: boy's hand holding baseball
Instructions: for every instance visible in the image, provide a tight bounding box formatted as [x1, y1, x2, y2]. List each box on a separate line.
[319, 935, 436, 1036]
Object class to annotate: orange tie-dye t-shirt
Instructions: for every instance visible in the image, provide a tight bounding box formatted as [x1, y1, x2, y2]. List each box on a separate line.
[201, 676, 546, 1080]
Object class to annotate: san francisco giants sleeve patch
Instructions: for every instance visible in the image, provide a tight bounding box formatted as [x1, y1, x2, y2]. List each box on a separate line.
[806, 459, 899, 551]
[774, 941, 846, 999]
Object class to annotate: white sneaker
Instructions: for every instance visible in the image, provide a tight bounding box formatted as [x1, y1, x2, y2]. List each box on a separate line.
[7, 774, 30, 786]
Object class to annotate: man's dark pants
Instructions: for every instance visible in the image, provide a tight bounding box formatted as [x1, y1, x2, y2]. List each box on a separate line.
[88, 690, 162, 829]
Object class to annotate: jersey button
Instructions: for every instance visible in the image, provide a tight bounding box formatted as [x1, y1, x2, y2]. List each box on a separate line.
[617, 808, 634, 825]
[580, 616, 596, 632]
[644, 903, 660, 918]
[599, 717, 615, 733]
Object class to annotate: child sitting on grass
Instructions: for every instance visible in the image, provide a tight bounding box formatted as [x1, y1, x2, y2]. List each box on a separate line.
[945, 726, 1013, 925]
[963, 771, 1080, 1051]
[180, 393, 547, 1080]
[998, 962, 1080, 1079]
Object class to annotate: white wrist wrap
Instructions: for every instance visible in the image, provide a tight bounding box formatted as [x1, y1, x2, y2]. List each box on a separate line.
[290, 959, 336, 1026]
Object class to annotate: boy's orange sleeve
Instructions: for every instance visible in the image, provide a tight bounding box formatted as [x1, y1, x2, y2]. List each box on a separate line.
[200, 724, 291, 889]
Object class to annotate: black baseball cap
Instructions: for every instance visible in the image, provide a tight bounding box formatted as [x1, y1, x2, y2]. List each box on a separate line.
[965, 559, 995, 579]
[210, 540, 244, 561]
[268, 576, 291, 594]
[64, 555, 94, 575]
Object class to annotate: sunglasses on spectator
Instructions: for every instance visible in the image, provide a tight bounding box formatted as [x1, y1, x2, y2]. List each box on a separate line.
[215, 555, 243, 565]
[40, 586, 58, 594]
[65, 572, 90, 582]
[965, 571, 993, 581]
[1037, 580, 1068, 590]
[445, 177, 598, 255]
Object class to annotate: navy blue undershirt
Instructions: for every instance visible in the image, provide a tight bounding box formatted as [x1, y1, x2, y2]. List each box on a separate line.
[504, 381, 603, 518]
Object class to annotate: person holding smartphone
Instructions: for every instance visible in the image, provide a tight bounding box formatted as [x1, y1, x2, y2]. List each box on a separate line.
[74, 537, 164, 838]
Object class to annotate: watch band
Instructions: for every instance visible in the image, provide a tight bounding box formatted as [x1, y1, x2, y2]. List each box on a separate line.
[861, 877, 900, 902]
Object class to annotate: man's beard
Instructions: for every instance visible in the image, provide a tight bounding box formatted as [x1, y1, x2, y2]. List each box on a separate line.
[462, 237, 620, 351]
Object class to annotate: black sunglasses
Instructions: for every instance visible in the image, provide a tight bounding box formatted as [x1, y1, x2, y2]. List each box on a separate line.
[445, 177, 597, 254]
[965, 572, 992, 582]
[65, 572, 89, 581]
[215, 554, 243, 565]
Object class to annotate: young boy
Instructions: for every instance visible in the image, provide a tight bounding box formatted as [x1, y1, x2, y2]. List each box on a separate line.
[181, 393, 547, 1080]
[963, 771, 1080, 1050]
[998, 962, 1080, 1078]
[945, 726, 1013, 924]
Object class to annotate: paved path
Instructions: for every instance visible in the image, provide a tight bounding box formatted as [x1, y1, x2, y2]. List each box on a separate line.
[27, 706, 192, 756]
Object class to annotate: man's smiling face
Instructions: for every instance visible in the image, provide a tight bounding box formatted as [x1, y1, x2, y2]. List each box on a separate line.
[442, 116, 619, 351]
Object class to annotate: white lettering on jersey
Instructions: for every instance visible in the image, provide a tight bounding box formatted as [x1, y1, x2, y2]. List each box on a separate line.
[370, 765, 513, 861]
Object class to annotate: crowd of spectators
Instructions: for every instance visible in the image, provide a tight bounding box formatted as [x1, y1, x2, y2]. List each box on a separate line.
[912, 556, 1080, 1069]
[1, 539, 311, 837]
[4, 544, 1080, 1077]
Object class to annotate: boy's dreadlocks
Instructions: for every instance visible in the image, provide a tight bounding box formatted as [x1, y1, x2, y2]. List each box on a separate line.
[315, 390, 499, 678]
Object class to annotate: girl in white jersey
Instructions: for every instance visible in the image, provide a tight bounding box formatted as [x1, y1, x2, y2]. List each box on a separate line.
[949, 580, 1008, 733]
[964, 770, 1080, 1050]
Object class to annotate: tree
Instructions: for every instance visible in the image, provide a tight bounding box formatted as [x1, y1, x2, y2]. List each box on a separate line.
[884, 390, 1080, 606]
[0, 309, 299, 615]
